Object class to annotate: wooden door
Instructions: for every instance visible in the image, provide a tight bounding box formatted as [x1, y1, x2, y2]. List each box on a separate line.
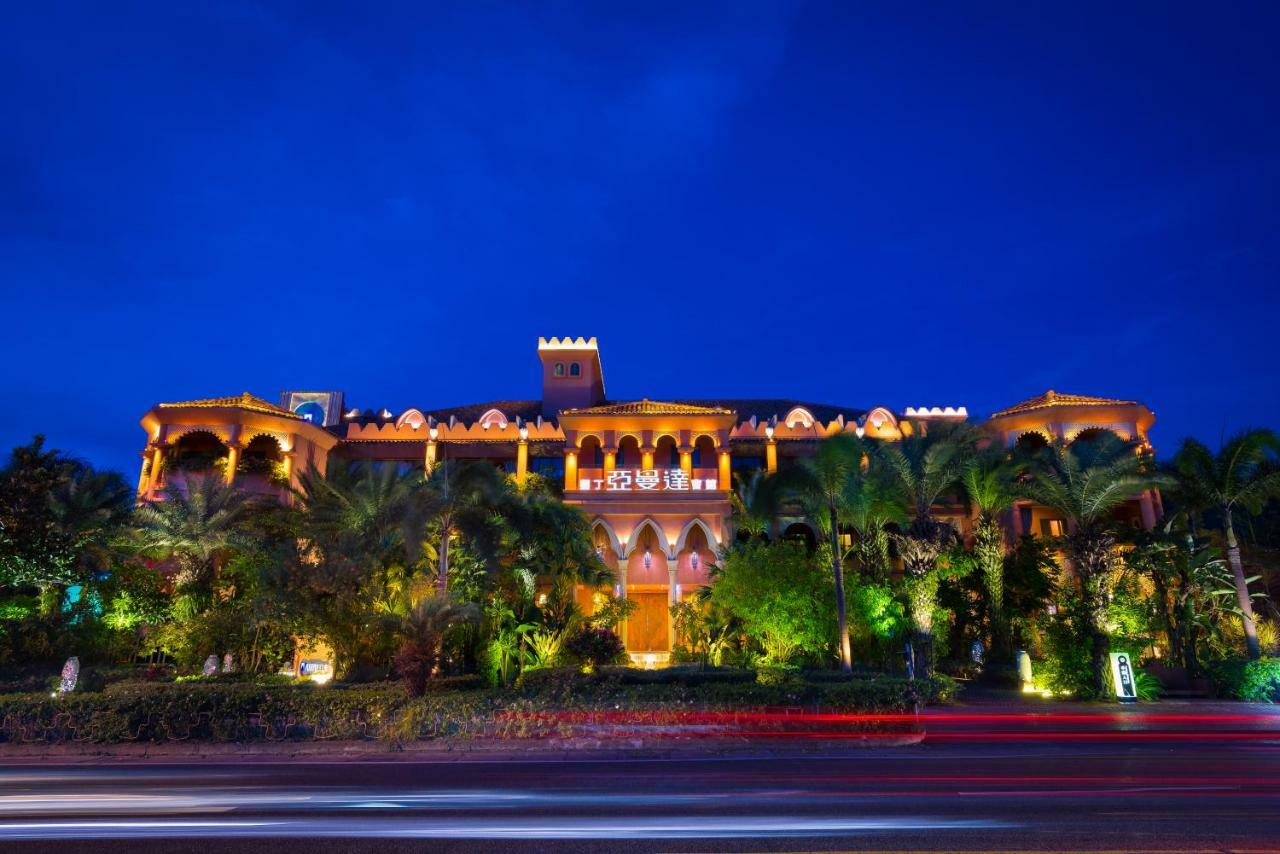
[628, 591, 670, 652]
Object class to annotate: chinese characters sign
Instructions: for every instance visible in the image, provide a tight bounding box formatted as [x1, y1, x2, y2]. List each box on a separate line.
[579, 469, 718, 492]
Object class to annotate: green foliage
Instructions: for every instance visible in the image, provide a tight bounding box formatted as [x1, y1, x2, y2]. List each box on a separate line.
[562, 627, 625, 671]
[709, 540, 835, 665]
[1209, 657, 1280, 702]
[520, 628, 564, 670]
[394, 596, 480, 697]
[1130, 669, 1164, 701]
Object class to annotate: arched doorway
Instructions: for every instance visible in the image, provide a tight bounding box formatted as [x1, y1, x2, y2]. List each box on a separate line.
[241, 435, 285, 485]
[1014, 431, 1050, 454]
[782, 521, 817, 552]
[626, 523, 670, 653]
[168, 431, 228, 477]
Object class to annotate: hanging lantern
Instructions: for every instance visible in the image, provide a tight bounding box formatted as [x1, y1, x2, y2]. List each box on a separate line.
[643, 548, 652, 569]
[690, 551, 700, 570]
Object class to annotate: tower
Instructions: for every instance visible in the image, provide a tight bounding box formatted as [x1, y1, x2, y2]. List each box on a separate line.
[537, 337, 606, 416]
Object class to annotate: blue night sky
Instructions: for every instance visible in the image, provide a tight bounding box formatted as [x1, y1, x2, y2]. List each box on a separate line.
[3, 2, 1278, 474]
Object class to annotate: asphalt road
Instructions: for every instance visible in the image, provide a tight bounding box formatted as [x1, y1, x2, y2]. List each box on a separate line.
[1, 710, 1279, 852]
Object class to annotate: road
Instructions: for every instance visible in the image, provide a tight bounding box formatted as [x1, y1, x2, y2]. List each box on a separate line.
[1, 706, 1278, 852]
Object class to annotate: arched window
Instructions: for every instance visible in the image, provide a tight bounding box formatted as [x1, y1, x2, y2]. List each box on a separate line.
[569, 362, 581, 377]
[580, 435, 604, 466]
[617, 435, 641, 467]
[655, 435, 679, 467]
[692, 435, 716, 467]
[554, 362, 565, 377]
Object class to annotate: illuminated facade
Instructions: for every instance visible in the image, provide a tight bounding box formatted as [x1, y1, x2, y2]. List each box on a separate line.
[137, 337, 1161, 663]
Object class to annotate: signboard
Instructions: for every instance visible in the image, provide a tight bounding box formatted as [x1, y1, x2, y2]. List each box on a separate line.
[1109, 652, 1138, 703]
[578, 469, 717, 492]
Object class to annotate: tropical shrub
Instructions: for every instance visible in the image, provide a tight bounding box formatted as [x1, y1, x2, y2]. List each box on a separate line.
[562, 627, 625, 671]
[709, 540, 835, 665]
[1209, 657, 1280, 702]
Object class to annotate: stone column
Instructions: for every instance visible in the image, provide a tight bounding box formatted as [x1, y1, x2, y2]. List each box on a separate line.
[766, 438, 777, 473]
[617, 564, 629, 648]
[1138, 491, 1157, 529]
[679, 450, 693, 477]
[603, 450, 617, 478]
[516, 437, 529, 483]
[425, 429, 438, 473]
[717, 450, 731, 491]
[564, 451, 578, 491]
[641, 448, 654, 471]
[668, 563, 679, 651]
[224, 443, 241, 485]
[137, 450, 151, 494]
[150, 446, 165, 490]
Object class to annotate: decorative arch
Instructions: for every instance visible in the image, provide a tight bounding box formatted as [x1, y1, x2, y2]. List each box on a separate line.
[1066, 425, 1129, 443]
[784, 407, 815, 429]
[1012, 428, 1053, 450]
[674, 518, 719, 556]
[396, 408, 427, 430]
[169, 426, 230, 445]
[590, 518, 624, 559]
[624, 517, 672, 558]
[781, 520, 819, 551]
[690, 431, 720, 448]
[241, 430, 289, 452]
[478, 408, 508, 430]
[865, 407, 898, 430]
[575, 432, 605, 449]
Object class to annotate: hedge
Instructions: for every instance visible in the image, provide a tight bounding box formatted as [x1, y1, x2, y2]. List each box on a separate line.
[0, 669, 949, 744]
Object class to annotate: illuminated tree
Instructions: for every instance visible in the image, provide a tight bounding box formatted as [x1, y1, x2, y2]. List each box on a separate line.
[709, 540, 835, 665]
[1019, 435, 1169, 694]
[0, 437, 132, 614]
[778, 433, 871, 672]
[959, 448, 1023, 659]
[877, 423, 972, 677]
[133, 474, 259, 615]
[1171, 430, 1280, 660]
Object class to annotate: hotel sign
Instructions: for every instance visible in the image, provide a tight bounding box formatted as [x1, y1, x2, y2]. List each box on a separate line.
[578, 469, 718, 492]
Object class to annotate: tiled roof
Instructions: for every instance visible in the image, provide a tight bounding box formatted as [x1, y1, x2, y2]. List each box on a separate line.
[990, 390, 1139, 418]
[561, 399, 734, 416]
[157, 392, 303, 420]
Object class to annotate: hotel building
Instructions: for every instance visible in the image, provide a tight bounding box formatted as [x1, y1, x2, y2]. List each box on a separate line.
[137, 337, 1161, 661]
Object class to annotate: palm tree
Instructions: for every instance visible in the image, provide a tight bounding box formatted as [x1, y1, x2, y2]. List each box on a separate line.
[779, 433, 869, 672]
[415, 460, 507, 593]
[1171, 430, 1280, 660]
[959, 447, 1023, 659]
[729, 469, 778, 542]
[876, 423, 971, 677]
[1020, 435, 1170, 694]
[133, 474, 260, 600]
[294, 460, 420, 567]
[394, 594, 481, 696]
[843, 464, 907, 582]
